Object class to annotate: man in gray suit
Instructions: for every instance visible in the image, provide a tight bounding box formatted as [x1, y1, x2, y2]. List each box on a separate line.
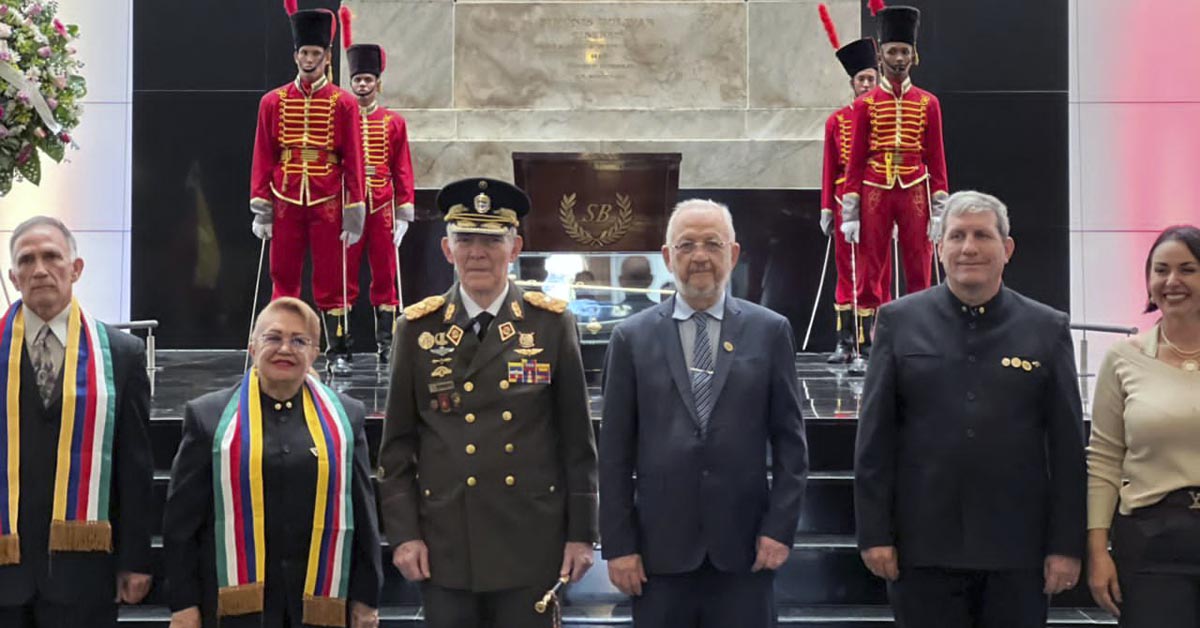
[599, 199, 808, 628]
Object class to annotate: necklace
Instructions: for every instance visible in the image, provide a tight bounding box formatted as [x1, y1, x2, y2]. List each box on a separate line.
[1159, 325, 1200, 372]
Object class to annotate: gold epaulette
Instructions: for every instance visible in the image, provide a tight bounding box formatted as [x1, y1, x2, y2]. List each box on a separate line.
[523, 291, 567, 314]
[403, 296, 446, 321]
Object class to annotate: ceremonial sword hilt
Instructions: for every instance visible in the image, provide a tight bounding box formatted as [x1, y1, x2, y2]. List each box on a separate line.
[534, 575, 571, 613]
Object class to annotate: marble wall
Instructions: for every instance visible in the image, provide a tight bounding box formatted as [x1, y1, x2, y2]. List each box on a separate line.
[341, 0, 859, 188]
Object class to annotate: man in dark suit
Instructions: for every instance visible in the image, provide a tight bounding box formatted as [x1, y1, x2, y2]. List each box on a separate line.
[854, 190, 1086, 627]
[599, 199, 808, 628]
[0, 216, 154, 627]
[163, 297, 381, 628]
[378, 178, 597, 627]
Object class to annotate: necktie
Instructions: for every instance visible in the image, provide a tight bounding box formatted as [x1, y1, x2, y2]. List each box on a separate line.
[691, 312, 715, 432]
[473, 312, 495, 341]
[31, 325, 63, 407]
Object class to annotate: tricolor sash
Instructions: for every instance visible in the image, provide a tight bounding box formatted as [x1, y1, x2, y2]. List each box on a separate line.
[213, 368, 355, 627]
[0, 299, 118, 565]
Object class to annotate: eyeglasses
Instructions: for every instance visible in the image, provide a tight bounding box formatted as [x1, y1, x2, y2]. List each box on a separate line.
[258, 333, 314, 351]
[671, 239, 727, 255]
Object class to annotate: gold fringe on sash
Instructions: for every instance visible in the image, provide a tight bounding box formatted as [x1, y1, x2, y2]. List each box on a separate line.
[0, 534, 19, 565]
[48, 520, 112, 552]
[218, 582, 265, 617]
[303, 594, 347, 627]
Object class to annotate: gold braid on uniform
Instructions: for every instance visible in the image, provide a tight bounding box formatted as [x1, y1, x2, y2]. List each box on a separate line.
[403, 295, 446, 320]
[523, 291, 568, 314]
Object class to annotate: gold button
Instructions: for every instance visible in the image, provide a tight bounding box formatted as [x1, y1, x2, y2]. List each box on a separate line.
[502, 411, 513, 421]
[505, 475, 516, 486]
[505, 443, 514, 454]
[464, 381, 474, 392]
[499, 380, 510, 390]
[465, 413, 476, 423]
[466, 476, 477, 487]
[465, 444, 477, 455]
[424, 489, 431, 497]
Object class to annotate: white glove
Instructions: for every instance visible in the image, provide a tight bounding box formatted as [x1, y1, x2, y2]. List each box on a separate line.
[341, 204, 365, 246]
[819, 209, 833, 236]
[841, 220, 861, 244]
[927, 216, 942, 243]
[393, 219, 410, 247]
[251, 220, 272, 240]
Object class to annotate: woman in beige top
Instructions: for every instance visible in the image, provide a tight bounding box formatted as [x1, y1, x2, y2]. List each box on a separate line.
[1086, 225, 1200, 627]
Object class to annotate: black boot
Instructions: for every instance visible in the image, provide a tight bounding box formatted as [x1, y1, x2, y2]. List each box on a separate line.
[322, 310, 353, 376]
[859, 312, 876, 359]
[826, 309, 854, 364]
[375, 307, 395, 364]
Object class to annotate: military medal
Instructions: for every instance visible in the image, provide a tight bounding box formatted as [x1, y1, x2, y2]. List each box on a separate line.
[498, 322, 517, 342]
[431, 366, 453, 378]
[508, 359, 552, 384]
[514, 331, 544, 357]
[418, 332, 436, 351]
[447, 325, 464, 346]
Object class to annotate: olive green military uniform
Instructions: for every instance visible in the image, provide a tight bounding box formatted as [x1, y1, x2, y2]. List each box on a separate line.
[379, 283, 597, 612]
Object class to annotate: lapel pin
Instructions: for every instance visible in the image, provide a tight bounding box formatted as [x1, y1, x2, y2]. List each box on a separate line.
[723, 341, 734, 352]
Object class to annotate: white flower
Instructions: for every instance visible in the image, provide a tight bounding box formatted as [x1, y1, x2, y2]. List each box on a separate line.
[0, 24, 12, 39]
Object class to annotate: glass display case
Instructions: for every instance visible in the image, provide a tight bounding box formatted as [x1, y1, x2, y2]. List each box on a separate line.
[511, 251, 676, 343]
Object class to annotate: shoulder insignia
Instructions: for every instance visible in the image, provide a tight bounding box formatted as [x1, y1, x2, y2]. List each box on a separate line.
[403, 296, 445, 321]
[276, 88, 288, 98]
[920, 95, 930, 105]
[524, 291, 567, 314]
[510, 299, 524, 320]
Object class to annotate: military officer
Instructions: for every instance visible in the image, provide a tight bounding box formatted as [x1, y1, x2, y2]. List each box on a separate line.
[840, 6, 950, 344]
[378, 178, 598, 627]
[817, 6, 880, 361]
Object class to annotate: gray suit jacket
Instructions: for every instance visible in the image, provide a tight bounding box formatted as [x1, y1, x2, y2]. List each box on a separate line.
[599, 296, 808, 574]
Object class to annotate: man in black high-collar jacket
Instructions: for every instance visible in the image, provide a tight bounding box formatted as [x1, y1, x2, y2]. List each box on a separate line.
[854, 191, 1086, 628]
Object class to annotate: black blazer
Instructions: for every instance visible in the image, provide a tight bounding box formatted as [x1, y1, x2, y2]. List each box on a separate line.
[0, 324, 153, 606]
[854, 285, 1087, 570]
[163, 385, 381, 627]
[599, 297, 808, 574]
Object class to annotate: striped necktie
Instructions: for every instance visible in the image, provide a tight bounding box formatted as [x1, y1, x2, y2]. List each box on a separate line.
[691, 312, 715, 432]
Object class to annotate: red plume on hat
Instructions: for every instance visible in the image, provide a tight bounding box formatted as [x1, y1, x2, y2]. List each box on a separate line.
[284, 0, 298, 16]
[339, 6, 353, 49]
[818, 4, 840, 50]
[869, 0, 886, 16]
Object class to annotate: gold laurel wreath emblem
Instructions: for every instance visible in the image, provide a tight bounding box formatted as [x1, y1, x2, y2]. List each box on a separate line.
[558, 193, 635, 248]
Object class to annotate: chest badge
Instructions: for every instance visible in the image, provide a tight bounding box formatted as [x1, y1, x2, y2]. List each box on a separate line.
[514, 332, 544, 357]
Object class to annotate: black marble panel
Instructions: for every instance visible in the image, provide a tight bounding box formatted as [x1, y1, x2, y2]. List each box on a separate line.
[860, 0, 1068, 93]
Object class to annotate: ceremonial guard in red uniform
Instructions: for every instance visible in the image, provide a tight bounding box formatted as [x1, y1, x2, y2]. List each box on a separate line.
[840, 5, 948, 351]
[250, 1, 366, 375]
[818, 4, 880, 363]
[344, 30, 416, 364]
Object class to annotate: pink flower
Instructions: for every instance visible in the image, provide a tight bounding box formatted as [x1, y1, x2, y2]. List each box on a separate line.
[0, 23, 11, 38]
[67, 46, 76, 55]
[37, 46, 51, 59]
[0, 104, 5, 118]
[16, 91, 29, 105]
[59, 132, 70, 143]
[52, 18, 67, 38]
[0, 124, 8, 139]
[0, 6, 7, 16]
[33, 127, 45, 139]
[28, 4, 43, 17]
[17, 143, 33, 165]
[46, 97, 57, 109]
[53, 75, 66, 89]
[0, 51, 11, 63]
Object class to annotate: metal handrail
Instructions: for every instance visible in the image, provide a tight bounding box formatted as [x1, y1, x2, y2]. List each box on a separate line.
[113, 320, 159, 396]
[1072, 322, 1138, 414]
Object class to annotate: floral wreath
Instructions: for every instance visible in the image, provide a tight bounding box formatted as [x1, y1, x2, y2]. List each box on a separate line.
[0, 0, 86, 196]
